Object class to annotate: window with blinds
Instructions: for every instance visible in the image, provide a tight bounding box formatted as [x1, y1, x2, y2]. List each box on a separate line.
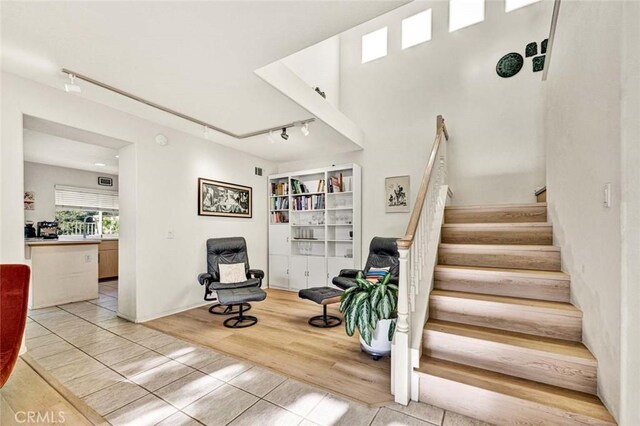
[54, 185, 119, 212]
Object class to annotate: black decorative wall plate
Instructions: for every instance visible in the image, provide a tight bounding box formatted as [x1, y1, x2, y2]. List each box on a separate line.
[496, 52, 524, 78]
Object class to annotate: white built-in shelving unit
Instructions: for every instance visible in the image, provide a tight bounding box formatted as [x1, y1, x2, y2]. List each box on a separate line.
[268, 164, 362, 291]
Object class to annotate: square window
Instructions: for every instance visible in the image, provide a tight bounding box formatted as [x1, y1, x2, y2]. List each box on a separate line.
[402, 9, 432, 50]
[362, 27, 388, 64]
[506, 0, 541, 12]
[449, 0, 485, 32]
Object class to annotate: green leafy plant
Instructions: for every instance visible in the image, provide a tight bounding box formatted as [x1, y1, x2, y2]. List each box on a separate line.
[339, 272, 398, 345]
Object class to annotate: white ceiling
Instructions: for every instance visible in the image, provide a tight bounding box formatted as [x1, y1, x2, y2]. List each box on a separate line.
[2, 1, 407, 161]
[23, 128, 120, 175]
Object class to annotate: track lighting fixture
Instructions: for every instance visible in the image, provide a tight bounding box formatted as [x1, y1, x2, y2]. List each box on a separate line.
[280, 128, 289, 141]
[64, 74, 81, 93]
[300, 122, 310, 137]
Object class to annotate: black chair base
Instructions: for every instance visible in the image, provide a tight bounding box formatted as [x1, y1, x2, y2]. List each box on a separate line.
[208, 303, 251, 315]
[308, 305, 342, 328]
[224, 314, 258, 328]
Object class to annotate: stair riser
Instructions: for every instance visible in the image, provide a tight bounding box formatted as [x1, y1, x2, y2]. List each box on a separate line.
[445, 206, 547, 224]
[423, 329, 597, 394]
[441, 227, 552, 245]
[418, 373, 614, 426]
[434, 271, 570, 302]
[438, 248, 561, 271]
[429, 296, 582, 341]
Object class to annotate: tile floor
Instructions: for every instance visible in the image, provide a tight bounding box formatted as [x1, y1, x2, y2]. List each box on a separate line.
[21, 280, 491, 426]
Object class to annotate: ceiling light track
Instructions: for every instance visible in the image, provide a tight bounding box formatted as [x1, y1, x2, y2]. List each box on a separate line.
[61, 68, 315, 140]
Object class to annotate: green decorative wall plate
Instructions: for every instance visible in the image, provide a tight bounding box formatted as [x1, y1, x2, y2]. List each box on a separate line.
[533, 55, 546, 72]
[496, 53, 524, 78]
[526, 42, 538, 57]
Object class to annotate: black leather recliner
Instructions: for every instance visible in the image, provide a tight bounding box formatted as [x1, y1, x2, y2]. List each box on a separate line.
[197, 237, 264, 315]
[332, 237, 400, 290]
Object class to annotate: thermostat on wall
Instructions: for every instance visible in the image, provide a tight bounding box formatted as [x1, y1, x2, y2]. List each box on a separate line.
[98, 177, 113, 186]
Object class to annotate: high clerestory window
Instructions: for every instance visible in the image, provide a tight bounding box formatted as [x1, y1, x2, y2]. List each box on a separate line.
[402, 9, 432, 50]
[361, 27, 388, 63]
[449, 0, 485, 32]
[505, 0, 541, 12]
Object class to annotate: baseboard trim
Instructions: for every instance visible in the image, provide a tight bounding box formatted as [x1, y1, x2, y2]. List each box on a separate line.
[119, 300, 212, 324]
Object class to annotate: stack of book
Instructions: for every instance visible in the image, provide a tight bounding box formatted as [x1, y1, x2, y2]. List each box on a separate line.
[328, 174, 352, 193]
[271, 197, 289, 210]
[271, 211, 288, 223]
[292, 194, 325, 211]
[271, 182, 289, 196]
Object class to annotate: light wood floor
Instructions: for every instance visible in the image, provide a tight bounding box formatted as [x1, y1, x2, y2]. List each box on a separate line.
[146, 288, 393, 406]
[1, 359, 94, 426]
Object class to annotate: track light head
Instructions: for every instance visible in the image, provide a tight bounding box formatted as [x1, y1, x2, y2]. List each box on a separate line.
[300, 122, 310, 137]
[280, 128, 289, 141]
[64, 74, 81, 93]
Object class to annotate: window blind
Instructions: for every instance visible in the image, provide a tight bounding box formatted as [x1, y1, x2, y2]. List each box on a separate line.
[54, 185, 119, 211]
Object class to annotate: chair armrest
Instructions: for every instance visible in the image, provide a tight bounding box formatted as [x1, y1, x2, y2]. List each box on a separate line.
[198, 273, 214, 286]
[388, 275, 399, 285]
[338, 269, 362, 279]
[247, 269, 264, 280]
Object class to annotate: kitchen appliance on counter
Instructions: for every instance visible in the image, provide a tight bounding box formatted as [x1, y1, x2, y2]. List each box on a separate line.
[37, 221, 59, 239]
[24, 222, 37, 239]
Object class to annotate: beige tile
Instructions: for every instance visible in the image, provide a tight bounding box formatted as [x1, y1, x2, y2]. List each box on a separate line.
[156, 341, 199, 359]
[387, 401, 445, 425]
[137, 332, 180, 350]
[173, 346, 223, 369]
[82, 380, 148, 416]
[27, 306, 61, 318]
[155, 411, 201, 426]
[264, 379, 326, 417]
[442, 411, 492, 426]
[59, 301, 100, 314]
[63, 367, 126, 398]
[75, 308, 118, 323]
[307, 394, 379, 426]
[372, 408, 436, 426]
[79, 334, 130, 356]
[36, 313, 79, 328]
[55, 323, 102, 339]
[64, 328, 116, 347]
[94, 341, 149, 366]
[199, 355, 252, 381]
[115, 324, 163, 341]
[229, 366, 286, 397]
[154, 370, 223, 409]
[111, 351, 171, 378]
[25, 333, 63, 350]
[229, 399, 301, 426]
[49, 356, 107, 383]
[25, 323, 50, 339]
[99, 287, 118, 297]
[36, 348, 91, 370]
[130, 360, 194, 391]
[105, 393, 177, 426]
[95, 317, 131, 329]
[183, 384, 258, 425]
[26, 340, 73, 360]
[97, 298, 119, 311]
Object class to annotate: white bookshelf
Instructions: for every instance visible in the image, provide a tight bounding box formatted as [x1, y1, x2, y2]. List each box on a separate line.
[268, 164, 362, 290]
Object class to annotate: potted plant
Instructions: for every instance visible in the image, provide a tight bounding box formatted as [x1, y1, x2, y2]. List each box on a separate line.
[339, 272, 398, 360]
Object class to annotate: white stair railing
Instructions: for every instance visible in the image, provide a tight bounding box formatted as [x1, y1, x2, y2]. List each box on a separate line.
[391, 115, 450, 404]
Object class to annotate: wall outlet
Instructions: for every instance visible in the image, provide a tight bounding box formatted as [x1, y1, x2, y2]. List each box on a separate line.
[84, 254, 92, 263]
[603, 183, 611, 208]
[167, 230, 174, 239]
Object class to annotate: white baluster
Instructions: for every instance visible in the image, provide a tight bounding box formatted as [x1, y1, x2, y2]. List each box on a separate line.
[393, 246, 411, 404]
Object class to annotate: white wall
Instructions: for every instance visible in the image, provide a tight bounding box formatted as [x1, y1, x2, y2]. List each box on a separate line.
[279, 0, 551, 265]
[23, 161, 119, 224]
[544, 1, 640, 420]
[283, 36, 341, 110]
[1, 72, 275, 323]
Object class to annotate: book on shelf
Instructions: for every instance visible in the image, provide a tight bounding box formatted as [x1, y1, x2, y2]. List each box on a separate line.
[271, 196, 289, 210]
[328, 175, 352, 193]
[292, 194, 325, 211]
[271, 211, 288, 224]
[271, 182, 289, 196]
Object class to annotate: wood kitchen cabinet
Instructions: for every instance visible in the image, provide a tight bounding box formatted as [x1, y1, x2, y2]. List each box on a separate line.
[98, 239, 118, 279]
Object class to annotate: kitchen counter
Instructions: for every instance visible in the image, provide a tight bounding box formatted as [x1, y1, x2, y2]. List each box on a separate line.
[25, 239, 103, 247]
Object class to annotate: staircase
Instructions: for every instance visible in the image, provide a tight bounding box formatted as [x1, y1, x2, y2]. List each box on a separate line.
[415, 202, 617, 425]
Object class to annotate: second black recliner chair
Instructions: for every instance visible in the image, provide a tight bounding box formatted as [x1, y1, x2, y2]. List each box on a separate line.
[332, 236, 400, 290]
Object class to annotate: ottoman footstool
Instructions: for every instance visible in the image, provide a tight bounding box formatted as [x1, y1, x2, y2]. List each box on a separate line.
[298, 287, 343, 328]
[217, 287, 266, 328]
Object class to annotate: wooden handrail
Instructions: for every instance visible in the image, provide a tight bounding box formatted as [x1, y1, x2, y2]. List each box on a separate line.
[397, 115, 448, 249]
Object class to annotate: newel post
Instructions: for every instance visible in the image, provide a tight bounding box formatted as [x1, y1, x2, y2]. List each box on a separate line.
[393, 242, 411, 404]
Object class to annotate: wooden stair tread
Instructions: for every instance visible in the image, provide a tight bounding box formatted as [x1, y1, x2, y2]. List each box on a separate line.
[425, 319, 594, 361]
[430, 289, 580, 313]
[441, 222, 552, 228]
[417, 357, 615, 424]
[439, 243, 560, 252]
[445, 202, 547, 211]
[435, 265, 569, 280]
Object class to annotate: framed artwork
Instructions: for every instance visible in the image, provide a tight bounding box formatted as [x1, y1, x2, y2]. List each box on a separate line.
[385, 176, 410, 213]
[198, 178, 252, 218]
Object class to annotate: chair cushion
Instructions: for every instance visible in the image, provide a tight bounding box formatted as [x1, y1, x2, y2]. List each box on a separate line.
[332, 276, 357, 290]
[299, 287, 343, 305]
[219, 263, 247, 283]
[217, 287, 266, 305]
[209, 278, 261, 291]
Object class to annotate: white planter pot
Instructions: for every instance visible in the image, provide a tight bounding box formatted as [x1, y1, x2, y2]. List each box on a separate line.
[360, 318, 395, 359]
